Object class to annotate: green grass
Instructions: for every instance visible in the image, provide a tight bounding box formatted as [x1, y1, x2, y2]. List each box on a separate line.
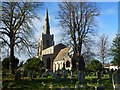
[2, 74, 113, 90]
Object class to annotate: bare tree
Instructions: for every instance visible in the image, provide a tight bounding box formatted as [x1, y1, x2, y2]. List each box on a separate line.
[97, 34, 109, 66]
[0, 2, 43, 74]
[58, 2, 99, 71]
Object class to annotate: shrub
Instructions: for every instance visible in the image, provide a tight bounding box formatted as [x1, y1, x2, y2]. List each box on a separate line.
[24, 57, 44, 72]
[86, 60, 103, 72]
[2, 57, 19, 72]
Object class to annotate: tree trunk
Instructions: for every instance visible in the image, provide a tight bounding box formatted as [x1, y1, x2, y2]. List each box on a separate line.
[9, 37, 15, 74]
[102, 57, 104, 66]
[78, 41, 85, 71]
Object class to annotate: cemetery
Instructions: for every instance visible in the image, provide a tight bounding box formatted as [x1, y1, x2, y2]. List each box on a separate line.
[1, 2, 120, 90]
[2, 69, 115, 89]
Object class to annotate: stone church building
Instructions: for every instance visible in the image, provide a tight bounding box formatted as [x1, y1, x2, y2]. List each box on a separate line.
[37, 9, 72, 72]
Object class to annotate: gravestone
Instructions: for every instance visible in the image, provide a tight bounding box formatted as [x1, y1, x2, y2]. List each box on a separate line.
[46, 70, 49, 76]
[33, 72, 37, 78]
[48, 71, 53, 76]
[15, 71, 21, 80]
[112, 68, 120, 90]
[23, 71, 27, 77]
[75, 84, 86, 89]
[77, 71, 85, 83]
[95, 86, 105, 90]
[63, 70, 68, 80]
[29, 72, 33, 81]
[70, 75, 75, 80]
[97, 70, 101, 80]
[42, 74, 48, 77]
[109, 69, 114, 81]
[56, 69, 61, 74]
[55, 74, 61, 82]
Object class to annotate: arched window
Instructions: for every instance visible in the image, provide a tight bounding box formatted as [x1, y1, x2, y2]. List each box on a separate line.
[63, 63, 65, 69]
[46, 40, 49, 48]
[66, 61, 70, 67]
[46, 58, 51, 69]
[54, 63, 56, 71]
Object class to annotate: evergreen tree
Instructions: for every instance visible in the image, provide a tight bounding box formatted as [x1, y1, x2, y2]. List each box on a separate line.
[110, 34, 120, 66]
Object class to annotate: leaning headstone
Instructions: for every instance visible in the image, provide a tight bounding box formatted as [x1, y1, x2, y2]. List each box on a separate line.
[112, 68, 120, 90]
[77, 71, 85, 83]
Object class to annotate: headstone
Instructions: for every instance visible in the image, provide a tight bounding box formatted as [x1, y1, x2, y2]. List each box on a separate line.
[109, 69, 114, 81]
[95, 86, 105, 90]
[112, 68, 120, 90]
[61, 86, 70, 90]
[70, 75, 75, 80]
[71, 71, 73, 76]
[75, 84, 86, 89]
[52, 73, 56, 78]
[63, 70, 68, 80]
[55, 74, 61, 82]
[42, 74, 48, 77]
[56, 69, 61, 74]
[97, 79, 101, 84]
[97, 70, 101, 80]
[46, 70, 49, 76]
[29, 72, 33, 80]
[33, 72, 37, 78]
[90, 78, 97, 83]
[23, 71, 27, 77]
[77, 71, 85, 83]
[14, 71, 21, 80]
[48, 71, 53, 76]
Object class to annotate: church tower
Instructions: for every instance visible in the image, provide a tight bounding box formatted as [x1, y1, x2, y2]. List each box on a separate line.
[38, 9, 54, 56]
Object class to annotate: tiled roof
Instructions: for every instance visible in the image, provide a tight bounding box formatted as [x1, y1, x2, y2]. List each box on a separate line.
[54, 47, 70, 61]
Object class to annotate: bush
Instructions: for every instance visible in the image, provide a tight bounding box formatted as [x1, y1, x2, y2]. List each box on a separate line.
[24, 57, 44, 72]
[2, 57, 19, 72]
[86, 60, 103, 72]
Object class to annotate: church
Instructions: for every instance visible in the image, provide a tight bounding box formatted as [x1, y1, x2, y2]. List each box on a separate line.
[37, 9, 72, 72]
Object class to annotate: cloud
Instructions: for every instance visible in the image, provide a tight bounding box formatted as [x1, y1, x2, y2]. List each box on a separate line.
[102, 8, 117, 15]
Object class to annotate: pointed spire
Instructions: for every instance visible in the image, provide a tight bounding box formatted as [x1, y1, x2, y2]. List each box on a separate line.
[43, 8, 50, 34]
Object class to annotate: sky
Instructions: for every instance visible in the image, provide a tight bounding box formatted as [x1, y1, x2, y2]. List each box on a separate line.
[34, 2, 118, 44]
[1, 2, 118, 63]
[31, 2, 118, 64]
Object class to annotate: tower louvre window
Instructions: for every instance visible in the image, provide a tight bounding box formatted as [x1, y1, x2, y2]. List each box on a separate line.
[46, 40, 49, 48]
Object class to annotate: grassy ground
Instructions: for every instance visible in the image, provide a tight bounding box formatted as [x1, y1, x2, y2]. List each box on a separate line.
[2, 74, 113, 90]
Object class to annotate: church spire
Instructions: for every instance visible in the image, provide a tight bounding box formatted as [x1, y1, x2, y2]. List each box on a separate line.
[43, 8, 50, 34]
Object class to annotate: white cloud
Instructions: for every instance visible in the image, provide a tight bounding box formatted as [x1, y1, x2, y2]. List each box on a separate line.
[102, 8, 117, 15]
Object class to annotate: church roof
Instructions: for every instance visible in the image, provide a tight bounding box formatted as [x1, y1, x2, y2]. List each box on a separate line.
[54, 47, 70, 61]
